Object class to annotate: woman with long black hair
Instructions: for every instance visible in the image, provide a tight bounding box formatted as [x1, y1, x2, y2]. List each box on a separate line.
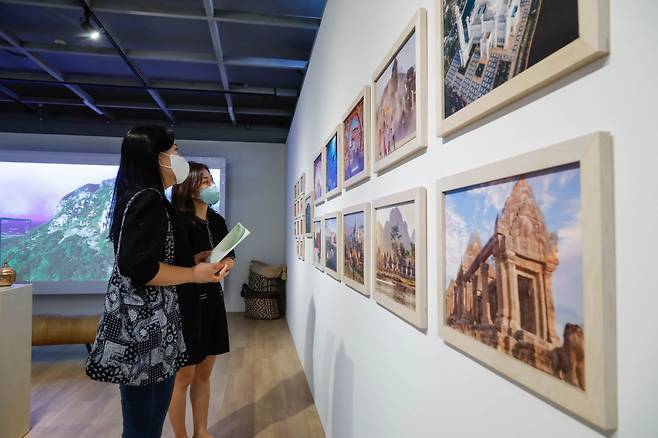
[85, 126, 230, 438]
[168, 162, 234, 438]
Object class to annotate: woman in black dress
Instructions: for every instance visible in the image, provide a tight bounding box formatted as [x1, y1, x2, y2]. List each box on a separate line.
[86, 126, 230, 438]
[168, 162, 234, 438]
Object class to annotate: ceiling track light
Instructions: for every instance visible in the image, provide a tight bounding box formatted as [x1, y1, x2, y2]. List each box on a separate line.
[80, 9, 100, 40]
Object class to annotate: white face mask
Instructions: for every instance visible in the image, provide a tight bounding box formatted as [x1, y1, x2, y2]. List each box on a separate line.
[160, 153, 190, 184]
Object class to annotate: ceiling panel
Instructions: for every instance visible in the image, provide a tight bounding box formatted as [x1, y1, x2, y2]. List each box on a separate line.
[221, 23, 316, 60]
[0, 50, 42, 71]
[134, 59, 221, 83]
[6, 82, 79, 99]
[226, 65, 304, 89]
[218, 0, 325, 18]
[0, 0, 326, 138]
[37, 52, 135, 77]
[95, 12, 215, 54]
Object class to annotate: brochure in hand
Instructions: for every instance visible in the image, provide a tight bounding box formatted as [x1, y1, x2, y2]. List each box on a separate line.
[209, 223, 250, 263]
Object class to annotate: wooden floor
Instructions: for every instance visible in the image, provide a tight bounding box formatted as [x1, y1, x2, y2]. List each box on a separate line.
[28, 313, 325, 438]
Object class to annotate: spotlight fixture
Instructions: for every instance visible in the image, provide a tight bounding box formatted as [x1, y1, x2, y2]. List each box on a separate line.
[80, 10, 100, 40]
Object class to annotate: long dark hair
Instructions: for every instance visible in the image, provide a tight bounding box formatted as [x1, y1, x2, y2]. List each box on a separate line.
[109, 125, 175, 242]
[172, 161, 210, 217]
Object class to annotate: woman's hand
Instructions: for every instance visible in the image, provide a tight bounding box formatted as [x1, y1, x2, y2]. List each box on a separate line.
[192, 261, 230, 283]
[217, 257, 234, 275]
[193, 250, 212, 265]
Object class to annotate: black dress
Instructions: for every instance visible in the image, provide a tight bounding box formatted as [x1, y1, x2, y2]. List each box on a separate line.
[112, 188, 202, 368]
[180, 208, 233, 364]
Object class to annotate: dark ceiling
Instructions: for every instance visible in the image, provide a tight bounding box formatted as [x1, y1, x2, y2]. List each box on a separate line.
[0, 0, 326, 142]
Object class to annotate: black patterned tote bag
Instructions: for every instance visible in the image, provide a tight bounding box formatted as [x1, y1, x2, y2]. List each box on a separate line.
[85, 189, 188, 386]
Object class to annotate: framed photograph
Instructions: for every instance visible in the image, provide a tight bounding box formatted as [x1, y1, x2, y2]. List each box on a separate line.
[372, 8, 428, 174]
[312, 218, 324, 271]
[372, 187, 427, 329]
[437, 132, 616, 429]
[296, 238, 305, 261]
[305, 193, 313, 238]
[341, 203, 371, 297]
[323, 212, 343, 281]
[341, 86, 371, 189]
[437, 0, 609, 136]
[323, 126, 342, 200]
[313, 150, 324, 206]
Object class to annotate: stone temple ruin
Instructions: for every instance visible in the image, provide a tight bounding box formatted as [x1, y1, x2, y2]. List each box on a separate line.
[445, 178, 585, 389]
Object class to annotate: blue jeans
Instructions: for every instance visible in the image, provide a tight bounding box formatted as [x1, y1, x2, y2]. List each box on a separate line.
[119, 375, 176, 438]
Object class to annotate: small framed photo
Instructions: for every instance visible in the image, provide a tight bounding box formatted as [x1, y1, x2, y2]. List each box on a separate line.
[305, 193, 313, 238]
[437, 132, 616, 430]
[313, 149, 324, 206]
[341, 203, 371, 297]
[323, 126, 342, 200]
[437, 0, 609, 136]
[372, 8, 428, 174]
[312, 218, 324, 271]
[372, 187, 427, 329]
[341, 86, 371, 189]
[322, 211, 343, 281]
[296, 238, 305, 261]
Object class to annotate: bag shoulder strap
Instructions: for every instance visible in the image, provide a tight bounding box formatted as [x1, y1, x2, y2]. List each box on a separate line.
[115, 188, 167, 270]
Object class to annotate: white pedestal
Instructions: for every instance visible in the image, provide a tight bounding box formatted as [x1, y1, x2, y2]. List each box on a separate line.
[0, 284, 32, 438]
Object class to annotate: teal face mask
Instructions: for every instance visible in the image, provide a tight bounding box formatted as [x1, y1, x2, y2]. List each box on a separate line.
[199, 183, 220, 205]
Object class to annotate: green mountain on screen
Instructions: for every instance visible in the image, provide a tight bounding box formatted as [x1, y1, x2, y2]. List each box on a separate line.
[1, 179, 116, 282]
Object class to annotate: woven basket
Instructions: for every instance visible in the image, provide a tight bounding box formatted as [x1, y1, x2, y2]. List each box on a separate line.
[242, 284, 281, 320]
[242, 260, 286, 320]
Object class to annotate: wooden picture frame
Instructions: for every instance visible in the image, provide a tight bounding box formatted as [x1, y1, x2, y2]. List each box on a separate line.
[312, 218, 324, 271]
[437, 0, 609, 137]
[293, 172, 306, 239]
[341, 86, 372, 189]
[322, 211, 343, 281]
[305, 193, 314, 238]
[341, 203, 371, 297]
[296, 237, 305, 261]
[372, 187, 427, 329]
[436, 132, 616, 430]
[372, 8, 428, 174]
[323, 126, 343, 200]
[313, 149, 324, 206]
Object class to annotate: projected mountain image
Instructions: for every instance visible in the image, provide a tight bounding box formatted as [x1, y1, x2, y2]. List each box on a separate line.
[1, 179, 116, 282]
[1, 160, 223, 288]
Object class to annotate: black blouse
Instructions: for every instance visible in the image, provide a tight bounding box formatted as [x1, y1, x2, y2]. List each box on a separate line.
[112, 188, 196, 285]
[112, 188, 202, 360]
[183, 208, 235, 293]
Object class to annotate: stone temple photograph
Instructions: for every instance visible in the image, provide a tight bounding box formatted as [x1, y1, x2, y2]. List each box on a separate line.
[444, 164, 585, 389]
[442, 0, 579, 117]
[376, 203, 417, 311]
[375, 32, 417, 161]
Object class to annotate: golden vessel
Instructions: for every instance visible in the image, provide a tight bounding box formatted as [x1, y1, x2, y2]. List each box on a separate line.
[0, 261, 17, 287]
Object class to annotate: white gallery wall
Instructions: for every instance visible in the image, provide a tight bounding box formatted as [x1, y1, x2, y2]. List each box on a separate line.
[0, 132, 286, 313]
[285, 0, 658, 437]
